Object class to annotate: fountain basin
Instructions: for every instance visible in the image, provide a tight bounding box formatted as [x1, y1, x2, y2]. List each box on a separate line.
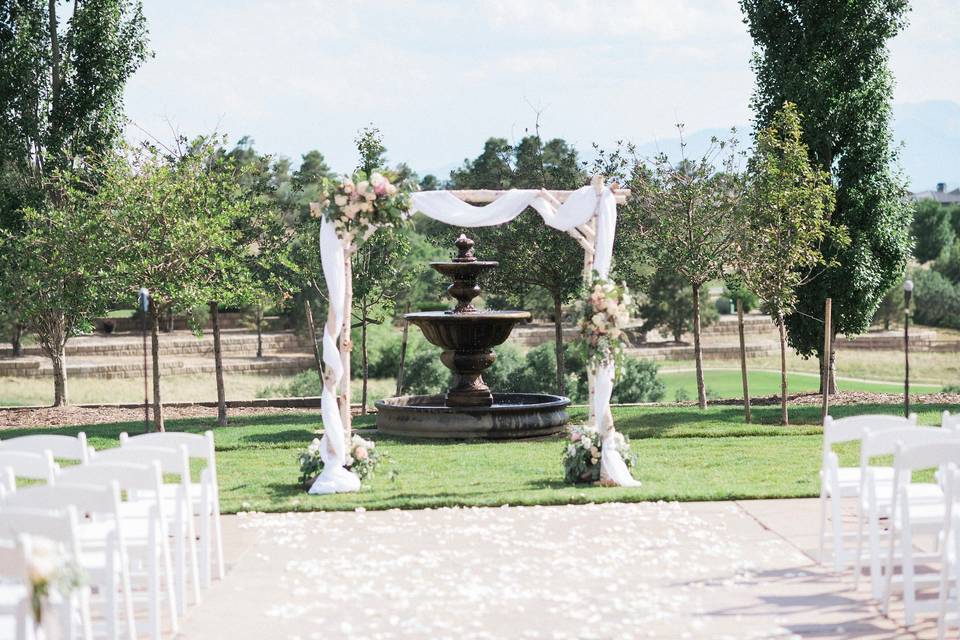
[406, 310, 530, 351]
[375, 393, 570, 439]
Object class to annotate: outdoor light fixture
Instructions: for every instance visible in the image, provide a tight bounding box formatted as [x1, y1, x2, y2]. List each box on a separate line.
[139, 288, 150, 433]
[904, 279, 913, 418]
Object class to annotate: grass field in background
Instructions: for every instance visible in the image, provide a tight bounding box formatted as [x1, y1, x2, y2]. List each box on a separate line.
[5, 402, 957, 513]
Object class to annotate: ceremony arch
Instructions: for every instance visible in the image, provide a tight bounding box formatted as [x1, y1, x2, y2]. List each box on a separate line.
[310, 176, 638, 493]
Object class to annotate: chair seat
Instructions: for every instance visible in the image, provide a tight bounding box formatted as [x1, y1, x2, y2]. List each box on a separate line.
[830, 466, 896, 496]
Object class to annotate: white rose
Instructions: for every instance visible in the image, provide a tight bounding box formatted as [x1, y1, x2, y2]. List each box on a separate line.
[370, 172, 386, 186]
[386, 183, 398, 195]
[343, 204, 358, 219]
[356, 180, 369, 193]
[334, 194, 348, 207]
[592, 313, 607, 329]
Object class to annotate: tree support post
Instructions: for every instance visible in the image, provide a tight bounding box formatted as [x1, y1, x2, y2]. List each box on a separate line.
[339, 246, 354, 440]
[737, 299, 751, 423]
[821, 297, 832, 423]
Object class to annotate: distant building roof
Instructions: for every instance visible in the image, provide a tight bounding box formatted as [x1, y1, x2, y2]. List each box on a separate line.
[909, 182, 960, 204]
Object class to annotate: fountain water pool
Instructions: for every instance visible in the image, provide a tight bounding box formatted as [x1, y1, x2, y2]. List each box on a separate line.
[375, 234, 570, 439]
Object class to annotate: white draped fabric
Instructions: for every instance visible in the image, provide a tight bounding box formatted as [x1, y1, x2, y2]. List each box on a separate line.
[310, 183, 639, 494]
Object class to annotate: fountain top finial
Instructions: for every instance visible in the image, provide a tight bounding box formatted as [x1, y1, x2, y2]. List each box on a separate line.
[453, 234, 476, 263]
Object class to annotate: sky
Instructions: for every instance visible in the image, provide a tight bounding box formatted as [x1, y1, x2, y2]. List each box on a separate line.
[123, 0, 960, 177]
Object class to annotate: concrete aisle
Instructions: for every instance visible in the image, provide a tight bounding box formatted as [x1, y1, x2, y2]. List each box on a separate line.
[175, 499, 931, 639]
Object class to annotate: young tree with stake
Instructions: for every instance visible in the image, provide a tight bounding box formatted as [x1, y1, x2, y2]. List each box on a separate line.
[737, 103, 844, 425]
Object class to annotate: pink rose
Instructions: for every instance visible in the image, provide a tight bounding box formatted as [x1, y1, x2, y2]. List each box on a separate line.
[354, 446, 368, 461]
[570, 431, 581, 442]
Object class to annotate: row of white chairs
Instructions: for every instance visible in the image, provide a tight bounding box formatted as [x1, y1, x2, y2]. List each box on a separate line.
[819, 410, 960, 637]
[0, 430, 225, 640]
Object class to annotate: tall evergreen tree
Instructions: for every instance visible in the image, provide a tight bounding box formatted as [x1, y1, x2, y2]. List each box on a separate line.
[0, 0, 147, 393]
[741, 0, 912, 391]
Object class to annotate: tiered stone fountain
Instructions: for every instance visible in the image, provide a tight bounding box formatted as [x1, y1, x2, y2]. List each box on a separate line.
[375, 234, 569, 439]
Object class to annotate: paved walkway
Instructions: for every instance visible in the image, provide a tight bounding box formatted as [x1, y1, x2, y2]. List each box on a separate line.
[176, 499, 938, 639]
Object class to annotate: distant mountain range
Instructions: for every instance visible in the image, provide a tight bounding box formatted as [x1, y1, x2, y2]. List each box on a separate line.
[422, 100, 959, 193]
[627, 101, 960, 193]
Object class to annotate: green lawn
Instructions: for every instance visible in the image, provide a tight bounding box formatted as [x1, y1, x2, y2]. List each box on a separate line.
[6, 401, 958, 513]
[660, 368, 940, 400]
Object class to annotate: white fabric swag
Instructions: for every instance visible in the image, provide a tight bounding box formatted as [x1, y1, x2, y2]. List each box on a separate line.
[309, 183, 639, 494]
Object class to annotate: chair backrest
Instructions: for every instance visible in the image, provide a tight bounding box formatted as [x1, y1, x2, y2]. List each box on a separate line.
[121, 430, 213, 460]
[58, 460, 162, 495]
[894, 441, 960, 476]
[0, 506, 81, 552]
[0, 538, 28, 583]
[0, 450, 58, 483]
[0, 432, 91, 464]
[92, 444, 189, 477]
[862, 426, 960, 460]
[2, 482, 121, 518]
[823, 414, 918, 470]
[944, 411, 960, 432]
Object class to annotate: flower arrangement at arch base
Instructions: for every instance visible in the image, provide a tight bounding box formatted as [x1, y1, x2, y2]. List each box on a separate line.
[562, 425, 637, 485]
[298, 434, 393, 490]
[562, 275, 639, 485]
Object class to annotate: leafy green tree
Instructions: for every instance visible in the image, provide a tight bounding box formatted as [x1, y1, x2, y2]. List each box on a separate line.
[638, 268, 716, 343]
[0, 0, 148, 353]
[935, 240, 960, 284]
[912, 199, 955, 264]
[873, 276, 905, 330]
[101, 142, 246, 431]
[630, 129, 743, 409]
[0, 162, 119, 405]
[737, 103, 842, 425]
[446, 135, 586, 395]
[741, 0, 913, 393]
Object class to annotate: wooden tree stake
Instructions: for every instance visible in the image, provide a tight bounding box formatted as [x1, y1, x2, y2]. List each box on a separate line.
[737, 299, 751, 423]
[821, 297, 832, 423]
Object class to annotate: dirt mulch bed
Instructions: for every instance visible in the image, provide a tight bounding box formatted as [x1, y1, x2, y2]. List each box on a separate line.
[0, 405, 322, 431]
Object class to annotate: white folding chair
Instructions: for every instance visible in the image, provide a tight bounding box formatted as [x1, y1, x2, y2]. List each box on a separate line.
[120, 431, 224, 587]
[944, 411, 960, 433]
[855, 426, 960, 597]
[820, 414, 917, 570]
[0, 433, 92, 465]
[937, 464, 960, 640]
[3, 483, 136, 640]
[0, 507, 93, 640]
[0, 450, 59, 486]
[0, 468, 15, 499]
[882, 441, 960, 626]
[59, 462, 178, 640]
[0, 538, 29, 640]
[91, 446, 200, 616]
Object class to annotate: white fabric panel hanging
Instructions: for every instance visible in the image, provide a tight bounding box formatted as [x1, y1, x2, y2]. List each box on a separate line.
[314, 184, 636, 492]
[309, 217, 361, 495]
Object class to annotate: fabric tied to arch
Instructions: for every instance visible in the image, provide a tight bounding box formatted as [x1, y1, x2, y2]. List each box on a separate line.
[313, 184, 637, 492]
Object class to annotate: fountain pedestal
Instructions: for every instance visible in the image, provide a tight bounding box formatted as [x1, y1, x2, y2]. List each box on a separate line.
[375, 234, 569, 440]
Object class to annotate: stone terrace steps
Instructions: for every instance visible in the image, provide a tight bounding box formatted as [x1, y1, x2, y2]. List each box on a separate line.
[0, 353, 316, 379]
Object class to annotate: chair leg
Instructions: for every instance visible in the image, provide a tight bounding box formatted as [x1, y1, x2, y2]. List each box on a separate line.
[200, 501, 212, 589]
[855, 498, 865, 588]
[148, 542, 160, 640]
[819, 485, 828, 563]
[213, 493, 225, 580]
[107, 559, 118, 640]
[870, 510, 884, 600]
[831, 492, 845, 571]
[903, 522, 916, 626]
[119, 550, 136, 640]
[160, 535, 179, 635]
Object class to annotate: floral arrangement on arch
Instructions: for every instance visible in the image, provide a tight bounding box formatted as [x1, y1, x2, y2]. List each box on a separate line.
[298, 433, 389, 488]
[562, 425, 636, 485]
[577, 275, 634, 373]
[310, 171, 410, 240]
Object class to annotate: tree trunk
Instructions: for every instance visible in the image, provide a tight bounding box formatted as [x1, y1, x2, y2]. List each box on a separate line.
[778, 313, 789, 426]
[150, 304, 165, 432]
[210, 301, 227, 427]
[691, 283, 707, 409]
[553, 295, 565, 396]
[165, 307, 174, 333]
[340, 251, 353, 439]
[304, 298, 323, 383]
[255, 304, 263, 358]
[48, 0, 60, 114]
[50, 343, 67, 407]
[737, 299, 751, 423]
[360, 309, 368, 416]
[11, 322, 23, 358]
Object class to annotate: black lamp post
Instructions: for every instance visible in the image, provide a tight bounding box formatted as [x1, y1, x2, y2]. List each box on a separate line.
[139, 287, 150, 433]
[904, 278, 913, 418]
